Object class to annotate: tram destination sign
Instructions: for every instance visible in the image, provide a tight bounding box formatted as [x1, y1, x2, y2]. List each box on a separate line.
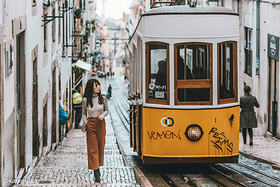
[268, 34, 279, 61]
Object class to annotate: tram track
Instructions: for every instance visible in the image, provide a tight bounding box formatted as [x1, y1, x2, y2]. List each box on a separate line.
[237, 162, 280, 182]
[112, 86, 280, 187]
[112, 89, 182, 186]
[216, 163, 280, 187]
[111, 91, 130, 132]
[112, 89, 240, 187]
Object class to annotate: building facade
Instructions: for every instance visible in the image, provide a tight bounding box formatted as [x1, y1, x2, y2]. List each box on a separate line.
[0, 0, 81, 185]
[221, 0, 280, 138]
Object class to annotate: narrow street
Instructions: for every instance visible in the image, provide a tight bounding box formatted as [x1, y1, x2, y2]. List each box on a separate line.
[18, 77, 139, 186]
[14, 76, 280, 186]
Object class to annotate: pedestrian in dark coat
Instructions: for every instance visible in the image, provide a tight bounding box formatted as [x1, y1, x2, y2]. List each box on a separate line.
[107, 84, 112, 99]
[81, 79, 109, 183]
[240, 86, 259, 146]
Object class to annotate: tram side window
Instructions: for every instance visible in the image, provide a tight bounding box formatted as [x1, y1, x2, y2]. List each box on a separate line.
[175, 43, 212, 104]
[218, 42, 237, 102]
[146, 43, 168, 103]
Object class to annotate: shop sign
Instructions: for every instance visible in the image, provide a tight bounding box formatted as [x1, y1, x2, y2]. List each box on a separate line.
[268, 34, 279, 61]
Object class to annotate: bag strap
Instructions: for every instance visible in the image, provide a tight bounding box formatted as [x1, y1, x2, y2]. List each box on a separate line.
[241, 96, 253, 108]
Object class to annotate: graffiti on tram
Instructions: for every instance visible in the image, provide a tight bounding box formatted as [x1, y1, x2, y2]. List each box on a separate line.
[208, 127, 233, 154]
[147, 129, 182, 140]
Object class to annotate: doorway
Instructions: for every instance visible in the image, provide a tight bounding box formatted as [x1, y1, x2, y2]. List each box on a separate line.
[43, 100, 48, 149]
[16, 33, 26, 169]
[268, 58, 279, 136]
[32, 58, 39, 158]
[52, 67, 57, 145]
[58, 73, 62, 142]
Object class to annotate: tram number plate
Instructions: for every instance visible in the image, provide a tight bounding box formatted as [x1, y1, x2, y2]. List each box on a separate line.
[155, 91, 164, 98]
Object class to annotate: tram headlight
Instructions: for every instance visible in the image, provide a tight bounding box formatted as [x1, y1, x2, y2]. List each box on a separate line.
[184, 124, 203, 141]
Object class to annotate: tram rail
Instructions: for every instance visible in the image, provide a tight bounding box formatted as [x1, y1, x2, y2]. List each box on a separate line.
[237, 162, 280, 182]
[217, 163, 280, 187]
[112, 86, 280, 187]
[111, 92, 130, 132]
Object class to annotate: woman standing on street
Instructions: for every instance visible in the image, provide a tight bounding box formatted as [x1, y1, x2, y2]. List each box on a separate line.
[81, 79, 108, 182]
[240, 86, 259, 146]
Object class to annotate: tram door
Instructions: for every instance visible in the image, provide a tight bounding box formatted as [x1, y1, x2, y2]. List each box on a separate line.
[268, 58, 279, 136]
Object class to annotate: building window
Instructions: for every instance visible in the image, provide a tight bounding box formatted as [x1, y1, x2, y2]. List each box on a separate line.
[58, 6, 61, 44]
[218, 41, 237, 104]
[52, 8, 56, 42]
[146, 42, 169, 104]
[175, 43, 212, 105]
[44, 14, 48, 52]
[245, 27, 252, 76]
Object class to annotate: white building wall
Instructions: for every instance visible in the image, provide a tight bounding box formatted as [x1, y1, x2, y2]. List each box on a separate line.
[260, 2, 280, 137]
[223, 0, 280, 137]
[239, 1, 263, 135]
[0, 0, 3, 182]
[0, 0, 3, 25]
[25, 0, 37, 170]
[2, 0, 26, 186]
[2, 0, 74, 185]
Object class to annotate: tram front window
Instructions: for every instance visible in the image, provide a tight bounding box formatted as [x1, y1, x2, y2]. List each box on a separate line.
[177, 45, 210, 80]
[175, 43, 212, 104]
[146, 43, 168, 104]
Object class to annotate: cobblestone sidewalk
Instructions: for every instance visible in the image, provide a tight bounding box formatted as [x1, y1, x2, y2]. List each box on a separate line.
[239, 132, 280, 169]
[17, 116, 140, 186]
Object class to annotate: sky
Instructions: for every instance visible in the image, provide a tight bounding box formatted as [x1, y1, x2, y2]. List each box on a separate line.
[96, 0, 132, 20]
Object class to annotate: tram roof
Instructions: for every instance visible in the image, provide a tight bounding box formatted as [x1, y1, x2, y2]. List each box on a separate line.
[143, 5, 238, 16]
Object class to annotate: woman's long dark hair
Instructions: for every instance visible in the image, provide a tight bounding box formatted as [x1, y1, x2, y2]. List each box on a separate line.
[84, 79, 104, 107]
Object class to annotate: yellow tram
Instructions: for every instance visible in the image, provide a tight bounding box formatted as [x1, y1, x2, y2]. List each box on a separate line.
[128, 5, 240, 164]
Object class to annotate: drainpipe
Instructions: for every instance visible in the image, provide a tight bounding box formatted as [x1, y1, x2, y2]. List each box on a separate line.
[256, 0, 260, 75]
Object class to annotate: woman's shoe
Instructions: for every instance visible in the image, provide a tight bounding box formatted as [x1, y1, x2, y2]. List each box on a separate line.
[249, 138, 253, 146]
[94, 169, 101, 183]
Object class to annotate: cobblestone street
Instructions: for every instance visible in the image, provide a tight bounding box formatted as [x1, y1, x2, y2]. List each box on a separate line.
[239, 133, 280, 169]
[17, 113, 140, 186]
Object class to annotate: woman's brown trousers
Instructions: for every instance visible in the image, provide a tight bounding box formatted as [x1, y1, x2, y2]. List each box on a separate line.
[86, 117, 106, 170]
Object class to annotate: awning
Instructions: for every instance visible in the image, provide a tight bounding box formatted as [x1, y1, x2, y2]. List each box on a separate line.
[72, 60, 91, 71]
